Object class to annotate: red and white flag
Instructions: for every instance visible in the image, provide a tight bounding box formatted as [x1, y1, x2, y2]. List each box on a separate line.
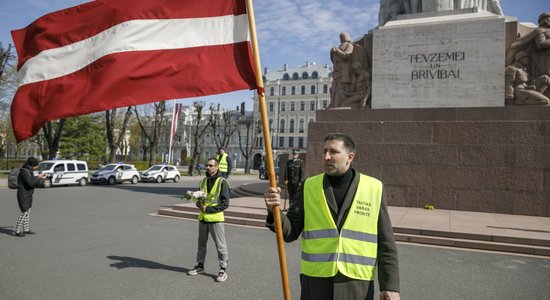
[11, 0, 258, 142]
[170, 103, 183, 149]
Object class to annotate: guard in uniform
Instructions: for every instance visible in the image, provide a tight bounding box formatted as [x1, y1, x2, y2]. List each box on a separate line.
[284, 149, 305, 209]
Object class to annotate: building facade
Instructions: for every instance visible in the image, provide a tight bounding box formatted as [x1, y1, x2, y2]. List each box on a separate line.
[252, 62, 333, 169]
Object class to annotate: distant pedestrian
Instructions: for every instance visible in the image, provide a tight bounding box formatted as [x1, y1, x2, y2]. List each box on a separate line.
[284, 149, 305, 211]
[188, 164, 193, 177]
[196, 163, 203, 176]
[14, 157, 45, 237]
[188, 158, 230, 282]
[216, 148, 232, 179]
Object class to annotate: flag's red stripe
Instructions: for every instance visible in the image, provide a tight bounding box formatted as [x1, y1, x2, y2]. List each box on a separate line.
[12, 0, 247, 69]
[11, 42, 256, 142]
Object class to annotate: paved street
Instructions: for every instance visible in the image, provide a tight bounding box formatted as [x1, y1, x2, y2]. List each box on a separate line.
[1, 175, 550, 299]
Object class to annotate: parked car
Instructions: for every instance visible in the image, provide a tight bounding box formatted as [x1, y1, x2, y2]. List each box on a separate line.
[141, 164, 180, 183]
[90, 163, 140, 185]
[35, 160, 89, 188]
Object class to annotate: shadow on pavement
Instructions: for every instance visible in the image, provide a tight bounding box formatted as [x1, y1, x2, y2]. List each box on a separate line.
[107, 255, 189, 273]
[0, 226, 14, 236]
[486, 226, 550, 234]
[90, 184, 197, 197]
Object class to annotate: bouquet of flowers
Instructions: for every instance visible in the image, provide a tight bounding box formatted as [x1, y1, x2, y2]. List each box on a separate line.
[183, 190, 209, 206]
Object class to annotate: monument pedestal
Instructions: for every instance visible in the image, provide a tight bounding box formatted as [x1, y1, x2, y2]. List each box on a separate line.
[372, 10, 505, 108]
[307, 107, 550, 217]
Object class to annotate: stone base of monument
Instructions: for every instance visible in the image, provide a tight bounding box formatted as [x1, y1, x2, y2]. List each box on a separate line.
[372, 9, 505, 109]
[306, 106, 550, 217]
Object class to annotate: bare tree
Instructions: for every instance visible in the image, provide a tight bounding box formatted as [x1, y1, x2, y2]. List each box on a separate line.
[237, 113, 255, 173]
[134, 101, 166, 166]
[0, 43, 14, 78]
[41, 119, 66, 159]
[189, 101, 212, 175]
[209, 104, 239, 150]
[106, 107, 133, 162]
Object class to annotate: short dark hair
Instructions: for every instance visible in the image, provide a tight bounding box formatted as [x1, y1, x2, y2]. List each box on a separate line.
[324, 133, 356, 153]
[208, 157, 219, 165]
[27, 156, 39, 167]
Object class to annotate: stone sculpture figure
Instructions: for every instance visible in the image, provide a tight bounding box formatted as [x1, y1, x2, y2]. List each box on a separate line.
[508, 13, 550, 83]
[454, 0, 503, 15]
[504, 51, 550, 106]
[339, 62, 372, 109]
[379, 0, 405, 26]
[330, 33, 371, 109]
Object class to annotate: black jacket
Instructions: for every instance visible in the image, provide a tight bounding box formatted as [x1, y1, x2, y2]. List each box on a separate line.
[266, 168, 400, 300]
[17, 164, 42, 212]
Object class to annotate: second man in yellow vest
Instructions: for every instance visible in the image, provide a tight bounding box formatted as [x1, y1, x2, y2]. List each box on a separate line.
[216, 148, 232, 179]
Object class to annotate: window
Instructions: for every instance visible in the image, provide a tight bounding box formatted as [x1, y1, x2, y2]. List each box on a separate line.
[292, 72, 299, 80]
[54, 164, 65, 172]
[291, 86, 296, 95]
[77, 163, 86, 171]
[301, 85, 305, 95]
[312, 71, 318, 79]
[310, 85, 315, 94]
[67, 164, 76, 171]
[299, 137, 304, 148]
[290, 101, 295, 111]
[270, 87, 274, 96]
[283, 73, 289, 80]
[269, 102, 274, 112]
[310, 101, 315, 111]
[279, 137, 285, 148]
[269, 119, 273, 130]
[289, 119, 295, 133]
[280, 119, 285, 133]
[300, 101, 305, 111]
[289, 137, 294, 147]
[299, 119, 305, 133]
[281, 102, 286, 111]
[302, 72, 308, 79]
[322, 100, 328, 108]
[282, 87, 286, 95]
[323, 84, 328, 93]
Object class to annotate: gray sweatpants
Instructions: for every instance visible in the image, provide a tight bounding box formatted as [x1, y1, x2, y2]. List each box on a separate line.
[195, 221, 228, 269]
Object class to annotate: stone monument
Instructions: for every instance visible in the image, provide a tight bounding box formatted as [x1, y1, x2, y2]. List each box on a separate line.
[312, 4, 550, 217]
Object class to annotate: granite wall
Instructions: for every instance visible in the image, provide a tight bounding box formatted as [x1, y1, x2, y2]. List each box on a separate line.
[307, 107, 550, 216]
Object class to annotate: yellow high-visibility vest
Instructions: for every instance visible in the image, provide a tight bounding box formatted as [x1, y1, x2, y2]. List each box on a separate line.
[216, 153, 228, 173]
[301, 173, 382, 280]
[198, 177, 226, 222]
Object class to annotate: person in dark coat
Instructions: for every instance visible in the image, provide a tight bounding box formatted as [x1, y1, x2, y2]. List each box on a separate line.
[264, 133, 400, 300]
[14, 157, 45, 237]
[284, 149, 305, 211]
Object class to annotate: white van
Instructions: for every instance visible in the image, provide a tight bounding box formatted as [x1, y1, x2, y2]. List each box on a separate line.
[36, 160, 89, 188]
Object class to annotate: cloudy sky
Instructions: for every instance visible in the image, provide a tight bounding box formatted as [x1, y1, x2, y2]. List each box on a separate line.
[0, 0, 547, 109]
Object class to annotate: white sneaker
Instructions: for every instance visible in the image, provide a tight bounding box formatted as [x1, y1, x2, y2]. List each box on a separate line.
[216, 269, 227, 282]
[188, 264, 204, 276]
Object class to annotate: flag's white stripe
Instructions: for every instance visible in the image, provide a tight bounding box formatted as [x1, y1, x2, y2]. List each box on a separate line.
[19, 14, 250, 85]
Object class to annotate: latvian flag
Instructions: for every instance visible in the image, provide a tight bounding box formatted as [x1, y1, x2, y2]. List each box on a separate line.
[11, 0, 258, 142]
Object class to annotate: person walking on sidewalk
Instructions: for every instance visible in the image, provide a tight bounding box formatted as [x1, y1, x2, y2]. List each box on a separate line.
[216, 148, 232, 179]
[264, 133, 400, 300]
[284, 148, 305, 211]
[188, 157, 230, 282]
[14, 157, 45, 237]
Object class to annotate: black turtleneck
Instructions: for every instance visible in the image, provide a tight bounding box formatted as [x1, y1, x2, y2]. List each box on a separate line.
[326, 167, 354, 211]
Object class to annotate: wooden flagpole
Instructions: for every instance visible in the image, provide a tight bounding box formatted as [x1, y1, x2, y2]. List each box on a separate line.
[245, 0, 291, 299]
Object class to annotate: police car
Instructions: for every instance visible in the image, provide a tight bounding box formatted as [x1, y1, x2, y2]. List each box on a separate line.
[140, 164, 180, 183]
[35, 160, 89, 188]
[90, 163, 140, 185]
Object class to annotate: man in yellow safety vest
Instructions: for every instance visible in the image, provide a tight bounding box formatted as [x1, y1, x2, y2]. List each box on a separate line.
[216, 148, 232, 179]
[264, 132, 400, 300]
[188, 157, 230, 282]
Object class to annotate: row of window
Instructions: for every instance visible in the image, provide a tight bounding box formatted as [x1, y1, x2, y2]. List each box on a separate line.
[268, 118, 313, 133]
[256, 136, 305, 149]
[269, 84, 329, 96]
[268, 100, 328, 112]
[283, 71, 320, 81]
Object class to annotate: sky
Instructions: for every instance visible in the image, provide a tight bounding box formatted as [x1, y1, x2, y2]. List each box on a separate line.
[0, 0, 548, 110]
